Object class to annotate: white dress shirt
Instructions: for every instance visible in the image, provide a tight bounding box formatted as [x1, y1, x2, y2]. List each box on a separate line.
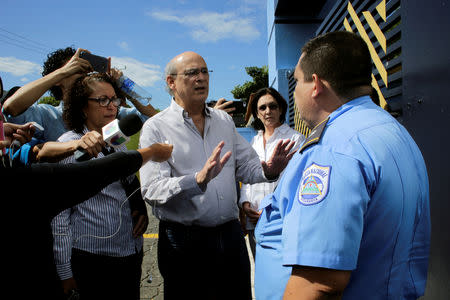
[139, 99, 269, 227]
[239, 123, 304, 230]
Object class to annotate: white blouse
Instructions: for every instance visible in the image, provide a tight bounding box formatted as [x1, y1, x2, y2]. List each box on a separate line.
[239, 123, 305, 230]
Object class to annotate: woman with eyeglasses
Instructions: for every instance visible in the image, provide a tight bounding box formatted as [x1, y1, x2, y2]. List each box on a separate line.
[240, 87, 305, 258]
[51, 73, 146, 300]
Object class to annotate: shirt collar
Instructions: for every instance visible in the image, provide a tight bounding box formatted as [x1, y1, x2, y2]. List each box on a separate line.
[327, 95, 373, 125]
[169, 98, 210, 119]
[256, 123, 290, 137]
[274, 123, 290, 135]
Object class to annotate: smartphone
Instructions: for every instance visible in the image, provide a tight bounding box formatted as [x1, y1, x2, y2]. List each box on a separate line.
[30, 121, 44, 132]
[229, 101, 246, 114]
[79, 52, 109, 73]
[207, 100, 246, 114]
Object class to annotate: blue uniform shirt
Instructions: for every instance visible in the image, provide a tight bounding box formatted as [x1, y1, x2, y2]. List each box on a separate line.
[255, 96, 430, 300]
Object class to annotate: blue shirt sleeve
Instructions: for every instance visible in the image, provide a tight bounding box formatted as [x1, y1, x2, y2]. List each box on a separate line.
[4, 104, 45, 141]
[282, 150, 370, 271]
[4, 103, 66, 142]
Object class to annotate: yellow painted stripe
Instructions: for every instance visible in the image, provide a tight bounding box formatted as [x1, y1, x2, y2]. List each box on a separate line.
[371, 74, 387, 109]
[292, 91, 311, 137]
[294, 109, 310, 137]
[343, 17, 353, 32]
[376, 0, 386, 22]
[363, 11, 386, 53]
[347, 1, 388, 87]
[294, 105, 300, 132]
[144, 233, 158, 239]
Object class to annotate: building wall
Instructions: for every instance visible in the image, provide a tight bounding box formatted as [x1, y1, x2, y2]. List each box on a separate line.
[267, 0, 319, 121]
[402, 1, 450, 298]
[267, 0, 450, 298]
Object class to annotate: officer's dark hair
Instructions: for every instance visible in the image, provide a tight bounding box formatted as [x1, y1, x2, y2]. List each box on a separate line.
[63, 72, 122, 134]
[300, 31, 372, 99]
[42, 47, 76, 100]
[249, 87, 288, 131]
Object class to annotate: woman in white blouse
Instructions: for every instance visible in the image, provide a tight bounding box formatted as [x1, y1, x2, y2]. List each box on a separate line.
[240, 87, 305, 257]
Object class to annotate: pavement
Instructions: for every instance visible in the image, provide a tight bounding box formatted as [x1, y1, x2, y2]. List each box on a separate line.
[139, 207, 256, 300]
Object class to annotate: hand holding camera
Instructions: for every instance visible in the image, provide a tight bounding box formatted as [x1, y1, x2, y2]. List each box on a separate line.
[61, 48, 94, 77]
[210, 98, 246, 115]
[79, 50, 110, 73]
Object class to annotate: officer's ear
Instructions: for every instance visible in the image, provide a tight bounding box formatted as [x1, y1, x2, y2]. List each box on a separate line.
[311, 74, 324, 99]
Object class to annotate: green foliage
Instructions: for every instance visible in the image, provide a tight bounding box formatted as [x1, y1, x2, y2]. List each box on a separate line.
[126, 131, 141, 179]
[126, 131, 140, 151]
[38, 96, 61, 106]
[231, 66, 268, 104]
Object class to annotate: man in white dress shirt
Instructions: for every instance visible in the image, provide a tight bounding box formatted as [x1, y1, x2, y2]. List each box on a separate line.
[139, 51, 295, 300]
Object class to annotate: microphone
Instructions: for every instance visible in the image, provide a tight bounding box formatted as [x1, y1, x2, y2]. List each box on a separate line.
[75, 114, 143, 162]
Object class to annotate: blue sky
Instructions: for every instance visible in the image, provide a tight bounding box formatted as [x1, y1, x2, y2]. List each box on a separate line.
[0, 0, 268, 110]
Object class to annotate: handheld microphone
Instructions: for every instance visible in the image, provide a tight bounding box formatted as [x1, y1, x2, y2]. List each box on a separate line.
[75, 114, 143, 162]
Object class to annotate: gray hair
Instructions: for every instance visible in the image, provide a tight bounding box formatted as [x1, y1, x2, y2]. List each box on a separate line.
[164, 59, 178, 96]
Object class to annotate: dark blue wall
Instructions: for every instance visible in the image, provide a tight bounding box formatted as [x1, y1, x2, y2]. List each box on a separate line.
[402, 1, 450, 298]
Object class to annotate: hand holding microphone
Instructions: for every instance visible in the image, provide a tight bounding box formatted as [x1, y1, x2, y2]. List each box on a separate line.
[75, 131, 106, 159]
[74, 114, 143, 161]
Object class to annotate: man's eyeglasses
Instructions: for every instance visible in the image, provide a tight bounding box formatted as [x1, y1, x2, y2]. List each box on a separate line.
[88, 97, 122, 107]
[170, 68, 213, 78]
[258, 103, 279, 111]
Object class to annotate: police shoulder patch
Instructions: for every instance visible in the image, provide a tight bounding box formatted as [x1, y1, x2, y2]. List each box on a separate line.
[299, 163, 331, 205]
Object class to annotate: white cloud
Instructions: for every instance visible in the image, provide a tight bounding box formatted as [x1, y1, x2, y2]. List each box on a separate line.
[224, 0, 266, 16]
[110, 56, 162, 87]
[0, 57, 41, 76]
[149, 11, 260, 43]
[117, 41, 130, 51]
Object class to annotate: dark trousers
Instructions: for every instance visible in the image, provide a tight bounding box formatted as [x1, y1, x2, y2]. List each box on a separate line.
[71, 248, 143, 300]
[158, 219, 252, 300]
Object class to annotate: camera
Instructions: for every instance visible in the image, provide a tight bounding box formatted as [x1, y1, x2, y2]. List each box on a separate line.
[79, 51, 109, 73]
[207, 100, 247, 114]
[228, 101, 246, 114]
[207, 100, 247, 127]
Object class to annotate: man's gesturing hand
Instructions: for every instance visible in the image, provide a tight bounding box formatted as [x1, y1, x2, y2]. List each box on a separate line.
[261, 139, 296, 180]
[196, 141, 232, 191]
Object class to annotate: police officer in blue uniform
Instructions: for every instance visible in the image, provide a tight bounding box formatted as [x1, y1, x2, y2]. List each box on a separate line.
[254, 31, 430, 300]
